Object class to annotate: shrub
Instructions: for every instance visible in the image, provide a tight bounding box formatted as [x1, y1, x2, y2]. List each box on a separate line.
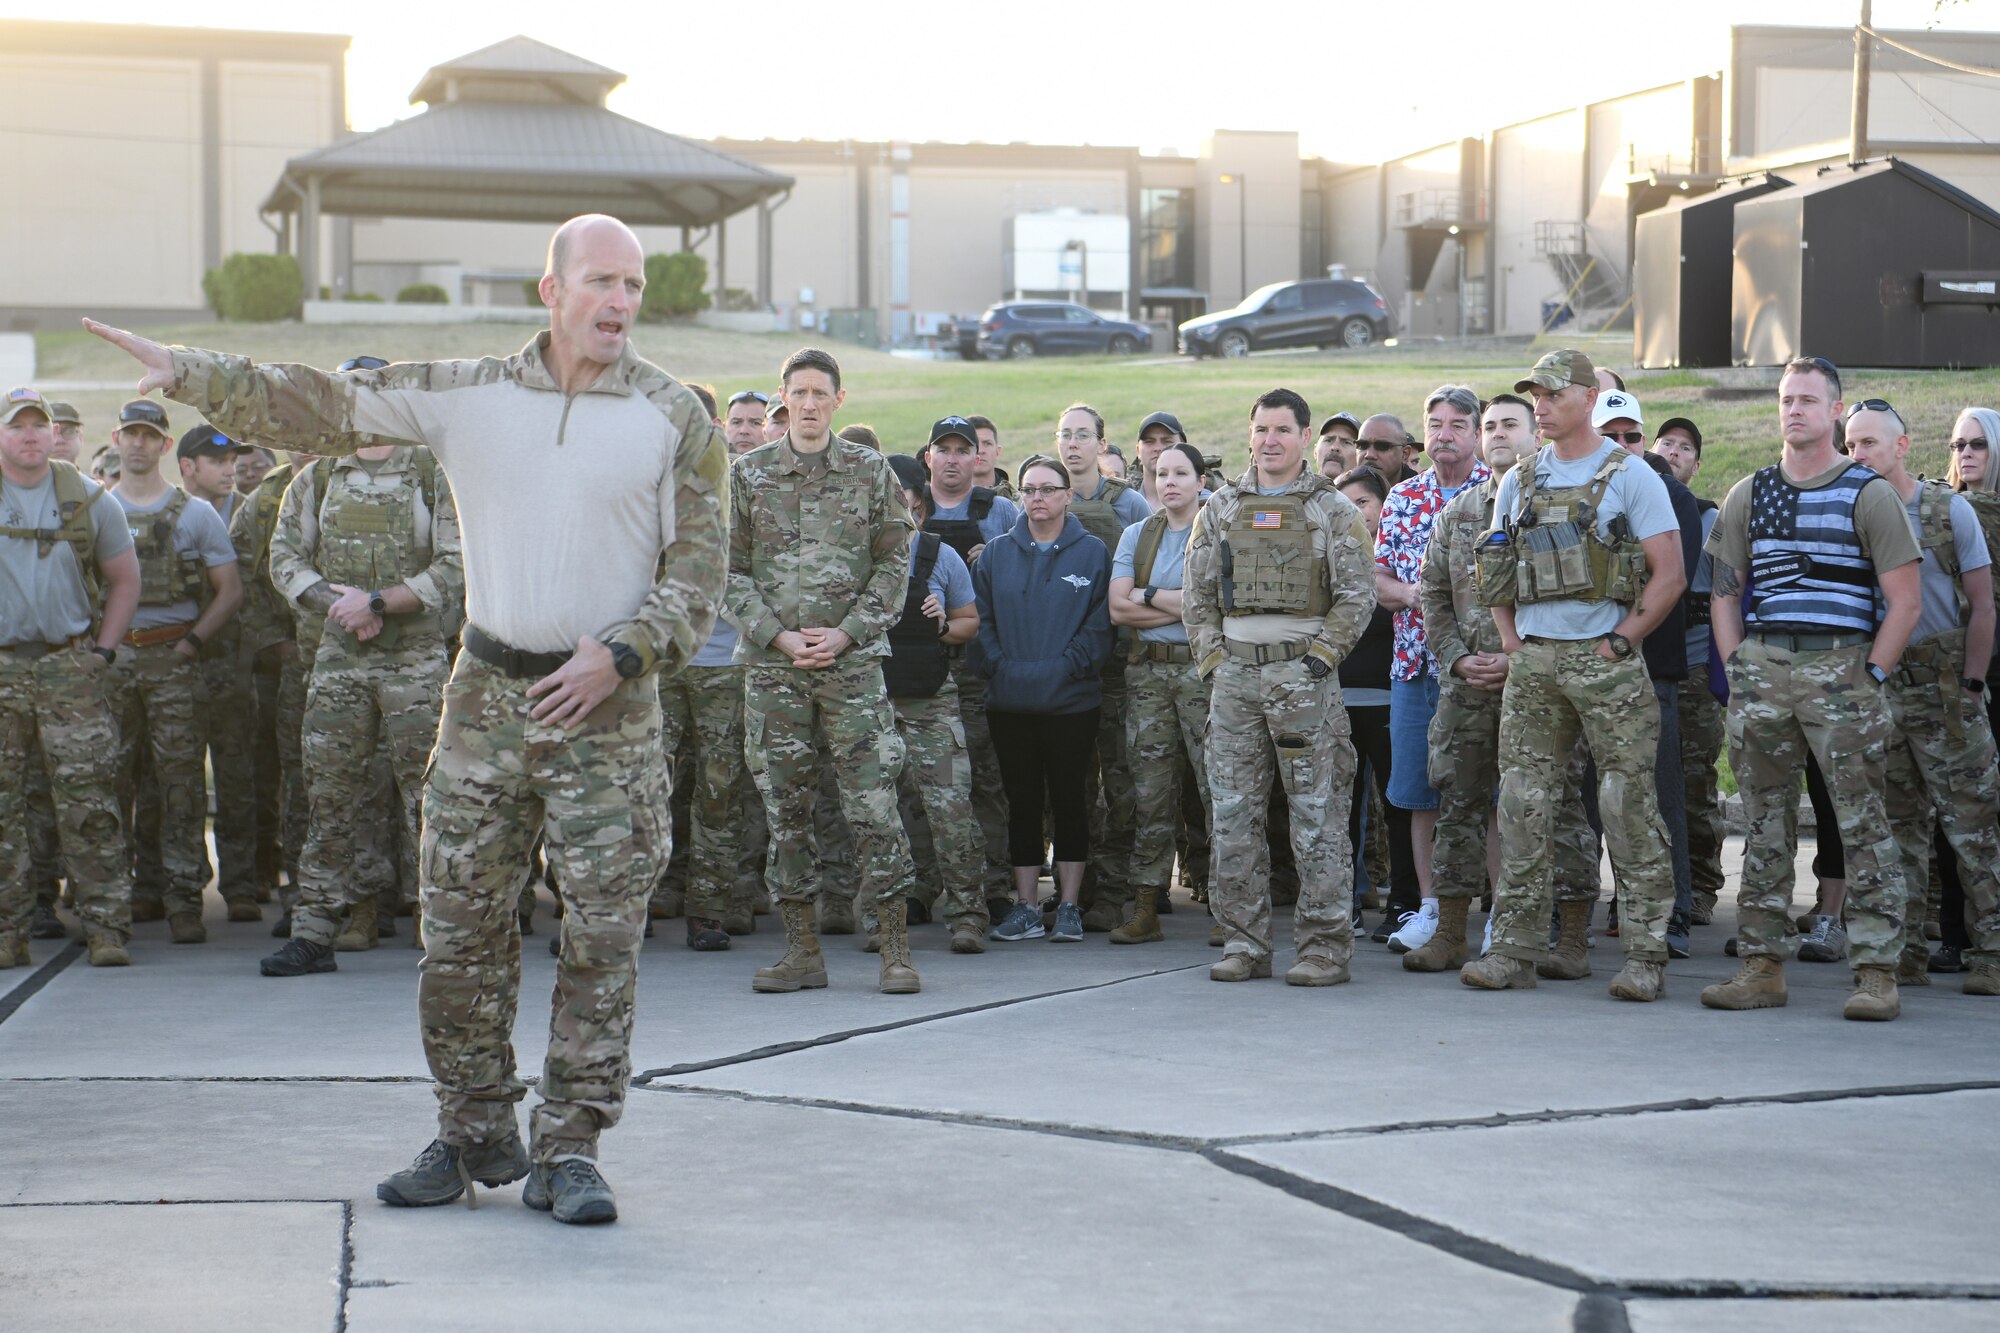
[642, 252, 711, 321]
[396, 283, 450, 305]
[202, 253, 303, 322]
[342, 292, 384, 303]
[522, 278, 545, 305]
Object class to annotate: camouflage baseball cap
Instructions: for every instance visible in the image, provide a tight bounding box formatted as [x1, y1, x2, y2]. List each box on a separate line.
[1514, 348, 1597, 394]
[117, 399, 171, 436]
[1, 386, 52, 425]
[46, 401, 81, 427]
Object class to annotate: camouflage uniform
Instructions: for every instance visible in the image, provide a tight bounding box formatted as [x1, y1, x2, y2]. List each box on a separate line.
[656, 663, 755, 921]
[1125, 654, 1211, 899]
[890, 678, 987, 926]
[1183, 467, 1377, 966]
[1677, 676, 1727, 916]
[1069, 480, 1142, 921]
[727, 434, 917, 909]
[950, 658, 1013, 905]
[166, 333, 728, 1163]
[268, 448, 462, 948]
[196, 615, 260, 910]
[23, 736, 62, 911]
[230, 462, 312, 892]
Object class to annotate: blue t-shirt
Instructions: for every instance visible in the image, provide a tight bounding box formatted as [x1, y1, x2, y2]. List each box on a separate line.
[1490, 441, 1679, 641]
[689, 615, 740, 668]
[915, 537, 975, 610]
[1112, 518, 1192, 644]
[931, 491, 1020, 544]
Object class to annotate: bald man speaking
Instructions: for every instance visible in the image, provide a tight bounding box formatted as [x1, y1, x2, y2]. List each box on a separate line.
[89, 214, 729, 1226]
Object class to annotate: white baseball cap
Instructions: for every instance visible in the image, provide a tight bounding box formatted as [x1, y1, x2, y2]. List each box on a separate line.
[1592, 390, 1644, 429]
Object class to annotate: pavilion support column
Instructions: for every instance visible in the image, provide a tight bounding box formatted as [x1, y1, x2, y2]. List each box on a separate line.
[757, 201, 773, 308]
[715, 219, 728, 308]
[300, 175, 321, 304]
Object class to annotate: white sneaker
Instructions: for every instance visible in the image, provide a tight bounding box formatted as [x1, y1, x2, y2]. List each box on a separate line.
[1481, 911, 1494, 957]
[1388, 901, 1439, 954]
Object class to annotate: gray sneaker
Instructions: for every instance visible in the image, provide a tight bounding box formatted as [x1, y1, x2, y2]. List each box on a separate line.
[988, 902, 1045, 941]
[523, 1159, 618, 1225]
[1050, 902, 1084, 942]
[1797, 914, 1849, 963]
[377, 1134, 529, 1208]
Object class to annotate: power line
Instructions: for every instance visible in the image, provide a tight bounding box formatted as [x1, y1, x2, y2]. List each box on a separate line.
[1889, 68, 1992, 145]
[1861, 24, 2000, 80]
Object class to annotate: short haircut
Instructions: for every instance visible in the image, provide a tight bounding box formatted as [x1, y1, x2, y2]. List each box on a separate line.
[967, 414, 997, 439]
[1485, 392, 1532, 418]
[837, 423, 881, 451]
[1424, 384, 1481, 420]
[1602, 369, 1628, 391]
[1058, 402, 1104, 438]
[1251, 388, 1312, 431]
[1783, 355, 1841, 401]
[1021, 455, 1072, 488]
[1360, 413, 1412, 445]
[1334, 466, 1389, 504]
[781, 347, 842, 392]
[687, 382, 718, 421]
[1159, 442, 1206, 479]
[1103, 443, 1125, 459]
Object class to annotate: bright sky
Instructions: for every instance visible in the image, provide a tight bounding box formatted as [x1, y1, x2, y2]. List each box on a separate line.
[8, 0, 1992, 161]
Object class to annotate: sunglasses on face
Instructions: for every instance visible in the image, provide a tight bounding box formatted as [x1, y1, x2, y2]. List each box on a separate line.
[1951, 439, 1990, 453]
[1604, 431, 1645, 446]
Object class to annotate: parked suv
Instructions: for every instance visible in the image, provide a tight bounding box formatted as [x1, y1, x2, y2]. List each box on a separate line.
[1178, 279, 1392, 358]
[976, 302, 1153, 359]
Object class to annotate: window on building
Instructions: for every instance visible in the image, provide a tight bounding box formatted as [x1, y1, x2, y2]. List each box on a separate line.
[1140, 188, 1195, 291]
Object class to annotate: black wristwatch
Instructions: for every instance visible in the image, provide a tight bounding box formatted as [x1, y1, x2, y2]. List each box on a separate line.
[1603, 632, 1633, 660]
[182, 629, 204, 651]
[1867, 662, 1890, 686]
[608, 641, 645, 679]
[1304, 656, 1332, 680]
[1141, 586, 1158, 607]
[1964, 676, 1986, 695]
[92, 645, 116, 666]
[368, 591, 388, 617]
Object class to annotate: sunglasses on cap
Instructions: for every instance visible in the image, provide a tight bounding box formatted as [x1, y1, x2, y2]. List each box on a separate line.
[1843, 398, 1897, 419]
[728, 390, 770, 407]
[337, 356, 389, 373]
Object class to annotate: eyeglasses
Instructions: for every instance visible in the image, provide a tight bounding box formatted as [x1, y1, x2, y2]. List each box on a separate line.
[1844, 398, 1896, 418]
[1951, 438, 1990, 452]
[1604, 431, 1645, 446]
[1019, 485, 1068, 498]
[337, 356, 388, 373]
[1054, 431, 1099, 443]
[729, 390, 770, 407]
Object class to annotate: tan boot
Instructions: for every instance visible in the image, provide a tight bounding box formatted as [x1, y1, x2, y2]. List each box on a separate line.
[0, 935, 26, 968]
[1285, 952, 1350, 987]
[753, 901, 828, 993]
[1896, 945, 1932, 987]
[335, 897, 380, 952]
[1403, 898, 1470, 972]
[1208, 952, 1271, 982]
[876, 900, 921, 995]
[1964, 960, 2000, 995]
[648, 884, 684, 920]
[168, 912, 207, 945]
[949, 919, 987, 954]
[818, 895, 856, 935]
[1460, 953, 1537, 989]
[1537, 899, 1593, 980]
[1609, 958, 1666, 1002]
[1109, 887, 1164, 945]
[86, 932, 130, 967]
[225, 898, 263, 923]
[1701, 956, 1787, 1010]
[1843, 965, 1900, 1021]
[1208, 921, 1225, 948]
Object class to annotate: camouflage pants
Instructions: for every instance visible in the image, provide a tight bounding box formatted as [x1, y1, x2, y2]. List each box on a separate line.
[810, 753, 860, 905]
[1493, 640, 1673, 963]
[1206, 656, 1356, 962]
[277, 649, 311, 892]
[1726, 639, 1906, 968]
[24, 728, 61, 907]
[251, 658, 284, 888]
[200, 646, 260, 905]
[1430, 678, 1596, 900]
[292, 645, 446, 947]
[1677, 676, 1726, 913]
[950, 659, 1012, 901]
[1125, 656, 1211, 894]
[744, 655, 915, 907]
[419, 653, 668, 1162]
[1085, 666, 1138, 912]
[0, 647, 131, 944]
[892, 679, 986, 925]
[657, 665, 754, 920]
[106, 641, 211, 917]
[1884, 674, 2000, 965]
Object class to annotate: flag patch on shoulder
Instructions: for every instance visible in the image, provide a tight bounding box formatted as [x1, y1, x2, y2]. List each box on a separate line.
[1251, 510, 1282, 529]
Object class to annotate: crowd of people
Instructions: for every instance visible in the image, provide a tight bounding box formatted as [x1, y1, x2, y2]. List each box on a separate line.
[3, 213, 1996, 1223]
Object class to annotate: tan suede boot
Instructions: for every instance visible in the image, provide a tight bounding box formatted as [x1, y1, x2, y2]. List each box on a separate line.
[1403, 897, 1470, 972]
[335, 897, 380, 952]
[1208, 952, 1272, 981]
[1109, 887, 1164, 945]
[1896, 945, 1932, 987]
[1609, 958, 1666, 1002]
[753, 901, 828, 993]
[1701, 956, 1787, 1010]
[1537, 899, 1593, 980]
[1966, 960, 2000, 996]
[1460, 952, 1537, 989]
[86, 931, 130, 967]
[1285, 952, 1350, 986]
[1843, 965, 1900, 1022]
[876, 900, 921, 995]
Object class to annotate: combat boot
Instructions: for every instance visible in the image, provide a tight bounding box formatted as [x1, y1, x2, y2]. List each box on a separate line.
[1609, 958, 1666, 1002]
[818, 895, 856, 936]
[949, 918, 986, 954]
[522, 1158, 618, 1225]
[1897, 945, 1932, 987]
[1081, 900, 1123, 933]
[1208, 921, 1225, 947]
[0, 935, 28, 968]
[876, 900, 921, 995]
[1700, 956, 1787, 1010]
[1209, 952, 1271, 982]
[753, 901, 828, 992]
[85, 932, 130, 968]
[225, 898, 262, 923]
[1538, 900, 1592, 980]
[377, 1132, 530, 1209]
[335, 898, 380, 952]
[1843, 965, 1900, 1022]
[1403, 898, 1470, 972]
[130, 898, 164, 923]
[1285, 952, 1350, 987]
[1109, 887, 1164, 945]
[168, 912, 207, 945]
[685, 918, 730, 951]
[1460, 953, 1537, 989]
[719, 905, 755, 937]
[648, 884, 684, 920]
[31, 903, 66, 939]
[1964, 960, 2000, 996]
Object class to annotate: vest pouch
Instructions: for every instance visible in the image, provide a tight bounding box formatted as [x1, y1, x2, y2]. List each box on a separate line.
[1475, 531, 1516, 608]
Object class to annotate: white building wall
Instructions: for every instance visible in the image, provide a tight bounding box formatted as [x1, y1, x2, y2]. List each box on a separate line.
[1490, 110, 1584, 336]
[218, 61, 334, 263]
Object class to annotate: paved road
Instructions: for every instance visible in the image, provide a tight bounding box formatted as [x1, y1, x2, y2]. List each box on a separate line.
[3, 836, 1996, 1331]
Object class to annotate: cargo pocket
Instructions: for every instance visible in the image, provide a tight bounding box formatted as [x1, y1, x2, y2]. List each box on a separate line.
[1475, 533, 1517, 607]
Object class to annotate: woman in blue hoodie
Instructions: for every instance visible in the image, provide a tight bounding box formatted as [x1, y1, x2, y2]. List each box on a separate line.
[971, 457, 1114, 943]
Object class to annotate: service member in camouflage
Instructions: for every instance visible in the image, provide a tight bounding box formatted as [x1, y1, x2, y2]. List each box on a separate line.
[91, 213, 729, 1225]
[728, 347, 923, 996]
[1463, 350, 1685, 1002]
[260, 422, 463, 974]
[1183, 388, 1377, 986]
[1843, 406, 2000, 997]
[1700, 358, 1921, 1022]
[0, 387, 142, 967]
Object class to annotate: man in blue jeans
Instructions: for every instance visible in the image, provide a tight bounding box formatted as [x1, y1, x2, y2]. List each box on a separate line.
[1373, 386, 1490, 953]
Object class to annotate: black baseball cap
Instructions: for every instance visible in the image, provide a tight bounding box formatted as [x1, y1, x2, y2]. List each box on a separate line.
[177, 424, 250, 460]
[1318, 411, 1361, 437]
[1654, 417, 1703, 454]
[117, 399, 171, 436]
[886, 454, 929, 493]
[927, 415, 978, 449]
[1136, 411, 1185, 442]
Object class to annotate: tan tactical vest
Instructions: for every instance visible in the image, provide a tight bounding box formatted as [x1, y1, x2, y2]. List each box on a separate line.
[1069, 475, 1135, 555]
[1507, 448, 1647, 606]
[0, 460, 102, 610]
[1442, 480, 1502, 654]
[1221, 485, 1333, 617]
[312, 453, 440, 649]
[121, 488, 208, 609]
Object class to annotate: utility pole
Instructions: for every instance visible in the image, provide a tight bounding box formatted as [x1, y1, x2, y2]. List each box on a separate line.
[1850, 0, 1873, 163]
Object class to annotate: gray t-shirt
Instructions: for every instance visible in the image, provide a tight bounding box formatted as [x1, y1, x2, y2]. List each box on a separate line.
[0, 471, 133, 644]
[1112, 518, 1192, 645]
[931, 491, 1021, 543]
[1906, 491, 1992, 645]
[1491, 441, 1679, 641]
[689, 615, 740, 668]
[113, 488, 236, 630]
[917, 536, 975, 609]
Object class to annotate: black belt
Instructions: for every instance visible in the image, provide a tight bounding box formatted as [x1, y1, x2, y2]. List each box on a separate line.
[0, 635, 89, 660]
[1748, 629, 1871, 652]
[463, 625, 570, 678]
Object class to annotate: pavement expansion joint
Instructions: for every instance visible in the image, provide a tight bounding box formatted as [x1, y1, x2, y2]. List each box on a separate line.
[336, 1200, 355, 1333]
[0, 941, 83, 1026]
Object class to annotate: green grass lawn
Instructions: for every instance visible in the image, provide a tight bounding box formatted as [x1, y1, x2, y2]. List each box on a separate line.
[41, 320, 2000, 498]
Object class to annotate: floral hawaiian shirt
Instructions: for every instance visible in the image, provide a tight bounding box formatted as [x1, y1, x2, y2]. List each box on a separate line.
[1375, 461, 1490, 682]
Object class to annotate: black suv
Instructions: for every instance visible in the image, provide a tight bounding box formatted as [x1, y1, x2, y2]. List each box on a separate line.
[1178, 279, 1392, 358]
[975, 302, 1153, 359]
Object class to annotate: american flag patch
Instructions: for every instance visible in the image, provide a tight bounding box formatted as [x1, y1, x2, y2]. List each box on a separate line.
[1251, 510, 1282, 529]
